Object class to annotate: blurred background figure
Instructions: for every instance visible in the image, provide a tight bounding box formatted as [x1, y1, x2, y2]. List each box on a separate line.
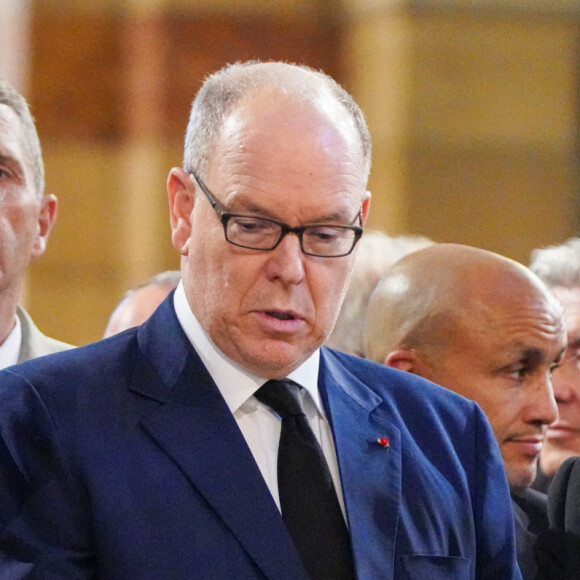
[104, 270, 181, 337]
[530, 238, 580, 493]
[325, 230, 432, 356]
[0, 79, 71, 369]
[364, 243, 566, 579]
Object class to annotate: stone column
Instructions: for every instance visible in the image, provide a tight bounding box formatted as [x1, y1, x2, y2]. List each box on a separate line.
[343, 0, 580, 262]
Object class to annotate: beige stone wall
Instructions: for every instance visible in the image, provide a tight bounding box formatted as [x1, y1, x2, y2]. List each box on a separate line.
[346, 1, 579, 261]
[1, 0, 579, 344]
[21, 0, 345, 345]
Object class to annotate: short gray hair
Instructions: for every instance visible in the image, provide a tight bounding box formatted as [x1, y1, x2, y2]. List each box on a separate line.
[0, 79, 44, 196]
[530, 238, 580, 288]
[182, 61, 371, 183]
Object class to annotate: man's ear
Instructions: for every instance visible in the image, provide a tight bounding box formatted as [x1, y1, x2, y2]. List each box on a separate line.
[361, 192, 371, 226]
[168, 167, 195, 256]
[384, 349, 417, 373]
[30, 194, 57, 260]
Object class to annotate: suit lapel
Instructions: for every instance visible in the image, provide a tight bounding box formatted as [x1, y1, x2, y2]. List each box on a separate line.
[319, 349, 401, 580]
[130, 299, 309, 580]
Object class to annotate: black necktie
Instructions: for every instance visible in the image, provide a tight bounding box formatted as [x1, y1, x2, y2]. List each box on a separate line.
[254, 380, 355, 580]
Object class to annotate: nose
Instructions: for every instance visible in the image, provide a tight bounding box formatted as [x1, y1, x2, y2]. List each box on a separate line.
[264, 231, 306, 286]
[552, 362, 580, 405]
[526, 373, 558, 427]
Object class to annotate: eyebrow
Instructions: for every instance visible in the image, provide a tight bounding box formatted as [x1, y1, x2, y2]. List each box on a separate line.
[231, 196, 354, 225]
[516, 345, 566, 365]
[0, 153, 15, 165]
[0, 153, 24, 175]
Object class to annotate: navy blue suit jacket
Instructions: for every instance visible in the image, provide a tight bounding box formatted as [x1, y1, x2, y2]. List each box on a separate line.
[0, 297, 521, 579]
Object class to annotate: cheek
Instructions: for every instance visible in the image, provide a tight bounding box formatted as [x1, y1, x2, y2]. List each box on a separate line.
[317, 260, 351, 295]
[0, 210, 30, 254]
[188, 236, 255, 311]
[309, 263, 352, 326]
[485, 409, 510, 441]
[481, 397, 519, 442]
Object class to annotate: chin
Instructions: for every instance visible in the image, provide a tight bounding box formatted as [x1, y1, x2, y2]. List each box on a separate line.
[507, 468, 535, 493]
[235, 347, 305, 377]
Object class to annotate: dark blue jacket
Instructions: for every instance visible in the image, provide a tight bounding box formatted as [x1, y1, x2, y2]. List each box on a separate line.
[0, 296, 521, 579]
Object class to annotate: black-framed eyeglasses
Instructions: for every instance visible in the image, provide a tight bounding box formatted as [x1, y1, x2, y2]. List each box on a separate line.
[190, 170, 363, 258]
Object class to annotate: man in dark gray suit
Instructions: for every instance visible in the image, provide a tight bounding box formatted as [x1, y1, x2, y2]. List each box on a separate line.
[365, 243, 567, 579]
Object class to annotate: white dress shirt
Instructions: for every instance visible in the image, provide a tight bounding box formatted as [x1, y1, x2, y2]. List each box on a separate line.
[0, 315, 21, 370]
[173, 282, 345, 515]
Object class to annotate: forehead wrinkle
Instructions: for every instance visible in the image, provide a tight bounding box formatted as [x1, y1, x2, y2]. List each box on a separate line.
[456, 286, 565, 349]
[473, 308, 565, 364]
[477, 299, 564, 333]
[223, 189, 355, 225]
[218, 133, 363, 188]
[211, 158, 362, 226]
[213, 91, 365, 179]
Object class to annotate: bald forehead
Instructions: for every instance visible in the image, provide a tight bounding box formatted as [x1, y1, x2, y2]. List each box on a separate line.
[465, 275, 564, 328]
[388, 244, 564, 340]
[220, 86, 363, 154]
[457, 253, 561, 313]
[207, 88, 367, 197]
[398, 244, 545, 296]
[423, 250, 567, 348]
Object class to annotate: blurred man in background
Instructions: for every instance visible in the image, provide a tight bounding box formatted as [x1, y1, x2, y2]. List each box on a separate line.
[365, 243, 566, 579]
[325, 230, 432, 356]
[530, 238, 580, 493]
[0, 79, 71, 370]
[104, 270, 181, 337]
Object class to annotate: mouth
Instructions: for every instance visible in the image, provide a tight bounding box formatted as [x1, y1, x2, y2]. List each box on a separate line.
[253, 309, 305, 334]
[507, 435, 545, 457]
[547, 424, 580, 440]
[266, 310, 297, 321]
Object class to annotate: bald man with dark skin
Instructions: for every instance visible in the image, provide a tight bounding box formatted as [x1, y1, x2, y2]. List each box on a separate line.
[364, 243, 566, 579]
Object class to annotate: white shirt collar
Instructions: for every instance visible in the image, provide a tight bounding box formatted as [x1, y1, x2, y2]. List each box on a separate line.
[173, 282, 324, 415]
[0, 314, 21, 370]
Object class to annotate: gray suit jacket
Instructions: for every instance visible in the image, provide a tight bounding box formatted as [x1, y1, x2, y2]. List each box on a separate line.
[16, 306, 73, 363]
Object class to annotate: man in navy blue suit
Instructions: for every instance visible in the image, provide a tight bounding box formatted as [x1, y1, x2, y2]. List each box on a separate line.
[0, 61, 521, 579]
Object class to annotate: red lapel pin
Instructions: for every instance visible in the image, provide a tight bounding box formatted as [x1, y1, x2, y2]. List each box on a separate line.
[376, 437, 389, 449]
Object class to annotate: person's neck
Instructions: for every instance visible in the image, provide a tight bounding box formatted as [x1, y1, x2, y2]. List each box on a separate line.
[0, 293, 19, 347]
